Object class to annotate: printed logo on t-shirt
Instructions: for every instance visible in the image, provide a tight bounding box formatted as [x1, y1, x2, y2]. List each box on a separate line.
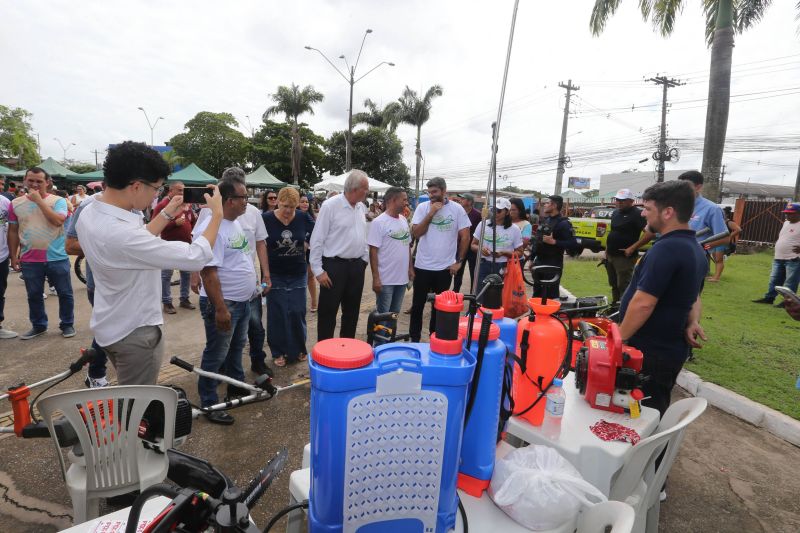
[431, 213, 455, 231]
[275, 229, 302, 256]
[228, 232, 251, 254]
[388, 228, 411, 244]
[483, 232, 511, 247]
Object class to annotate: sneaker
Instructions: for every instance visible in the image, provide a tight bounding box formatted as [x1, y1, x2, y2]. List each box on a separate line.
[775, 301, 786, 308]
[659, 490, 667, 502]
[751, 298, 774, 304]
[49, 286, 57, 295]
[84, 375, 109, 388]
[163, 303, 177, 315]
[0, 327, 19, 339]
[20, 327, 47, 340]
[61, 326, 76, 338]
[205, 411, 235, 425]
[179, 299, 196, 310]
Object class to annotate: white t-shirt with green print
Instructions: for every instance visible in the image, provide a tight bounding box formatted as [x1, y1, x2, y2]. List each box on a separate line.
[367, 212, 412, 285]
[193, 218, 256, 302]
[412, 199, 471, 271]
[473, 220, 523, 263]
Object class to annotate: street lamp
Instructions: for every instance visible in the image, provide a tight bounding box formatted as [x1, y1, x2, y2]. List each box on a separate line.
[305, 29, 395, 171]
[53, 137, 75, 163]
[137, 107, 165, 147]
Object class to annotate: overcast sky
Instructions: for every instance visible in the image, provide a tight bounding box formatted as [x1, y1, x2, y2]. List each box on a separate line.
[3, 0, 799, 192]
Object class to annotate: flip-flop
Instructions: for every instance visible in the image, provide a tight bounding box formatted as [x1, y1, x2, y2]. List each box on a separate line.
[298, 353, 308, 362]
[274, 356, 287, 367]
[309, 307, 318, 313]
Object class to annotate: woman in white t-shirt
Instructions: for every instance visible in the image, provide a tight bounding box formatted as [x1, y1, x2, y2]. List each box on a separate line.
[471, 197, 524, 295]
[70, 185, 88, 209]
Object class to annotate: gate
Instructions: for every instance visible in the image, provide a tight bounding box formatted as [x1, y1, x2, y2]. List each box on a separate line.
[733, 198, 787, 245]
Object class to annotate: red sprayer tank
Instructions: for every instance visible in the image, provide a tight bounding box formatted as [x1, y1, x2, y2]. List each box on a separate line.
[512, 297, 568, 426]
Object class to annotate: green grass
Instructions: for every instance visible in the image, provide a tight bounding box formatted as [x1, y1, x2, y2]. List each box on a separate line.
[563, 252, 800, 420]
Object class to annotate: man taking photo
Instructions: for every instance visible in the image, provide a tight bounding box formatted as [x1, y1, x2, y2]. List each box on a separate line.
[77, 141, 224, 386]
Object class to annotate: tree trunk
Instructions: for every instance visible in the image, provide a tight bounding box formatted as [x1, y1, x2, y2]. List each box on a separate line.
[700, 0, 734, 202]
[291, 121, 301, 185]
[414, 125, 421, 202]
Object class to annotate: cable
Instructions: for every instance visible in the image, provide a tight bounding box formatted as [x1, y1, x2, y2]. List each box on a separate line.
[29, 373, 74, 423]
[124, 484, 181, 533]
[262, 500, 309, 532]
[458, 496, 469, 533]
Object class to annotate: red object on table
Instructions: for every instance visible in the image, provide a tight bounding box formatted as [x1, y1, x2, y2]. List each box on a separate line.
[590, 419, 641, 445]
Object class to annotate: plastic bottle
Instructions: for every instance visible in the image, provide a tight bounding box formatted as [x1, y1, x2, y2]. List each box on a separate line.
[541, 378, 566, 440]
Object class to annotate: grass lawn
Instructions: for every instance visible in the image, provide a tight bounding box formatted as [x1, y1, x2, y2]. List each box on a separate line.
[563, 251, 800, 420]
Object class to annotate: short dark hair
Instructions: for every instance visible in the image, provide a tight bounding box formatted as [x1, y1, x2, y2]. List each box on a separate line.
[384, 186, 405, 205]
[678, 170, 703, 186]
[426, 176, 447, 191]
[25, 167, 51, 180]
[103, 141, 170, 190]
[547, 195, 564, 211]
[218, 178, 241, 202]
[642, 180, 695, 223]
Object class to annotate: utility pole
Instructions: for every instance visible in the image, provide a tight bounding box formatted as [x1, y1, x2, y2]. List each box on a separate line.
[90, 149, 103, 170]
[554, 79, 579, 195]
[718, 164, 726, 203]
[794, 158, 800, 202]
[648, 75, 683, 182]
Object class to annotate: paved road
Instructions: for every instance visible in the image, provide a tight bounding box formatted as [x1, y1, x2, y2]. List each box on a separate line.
[1, 261, 798, 531]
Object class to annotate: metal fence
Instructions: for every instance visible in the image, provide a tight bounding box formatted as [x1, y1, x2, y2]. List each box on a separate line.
[733, 198, 787, 245]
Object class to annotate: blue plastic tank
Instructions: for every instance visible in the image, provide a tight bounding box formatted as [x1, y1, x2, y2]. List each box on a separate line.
[478, 306, 518, 356]
[309, 337, 475, 533]
[456, 316, 506, 497]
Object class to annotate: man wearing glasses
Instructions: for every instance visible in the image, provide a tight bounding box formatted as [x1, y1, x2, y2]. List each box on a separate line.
[77, 141, 224, 386]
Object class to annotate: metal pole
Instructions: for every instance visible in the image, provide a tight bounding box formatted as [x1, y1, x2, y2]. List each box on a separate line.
[657, 82, 668, 182]
[347, 68, 354, 172]
[794, 158, 800, 202]
[471, 0, 521, 296]
[554, 80, 578, 195]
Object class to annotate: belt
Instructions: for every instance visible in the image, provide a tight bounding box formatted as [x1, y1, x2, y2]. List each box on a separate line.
[324, 256, 364, 263]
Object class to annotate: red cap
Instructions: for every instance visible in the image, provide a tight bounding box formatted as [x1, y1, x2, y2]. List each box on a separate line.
[631, 389, 644, 401]
[430, 333, 464, 356]
[434, 291, 464, 313]
[479, 306, 504, 319]
[311, 338, 374, 369]
[458, 317, 500, 341]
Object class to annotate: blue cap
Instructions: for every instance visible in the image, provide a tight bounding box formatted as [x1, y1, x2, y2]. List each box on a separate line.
[553, 378, 563, 387]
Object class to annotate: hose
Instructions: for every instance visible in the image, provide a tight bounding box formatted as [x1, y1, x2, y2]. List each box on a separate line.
[458, 496, 469, 533]
[262, 500, 309, 532]
[124, 484, 180, 533]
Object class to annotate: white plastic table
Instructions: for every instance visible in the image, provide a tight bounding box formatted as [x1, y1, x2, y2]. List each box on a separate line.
[505, 372, 660, 496]
[59, 496, 171, 532]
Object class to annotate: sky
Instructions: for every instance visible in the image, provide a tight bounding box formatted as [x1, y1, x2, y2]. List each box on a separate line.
[2, 0, 799, 193]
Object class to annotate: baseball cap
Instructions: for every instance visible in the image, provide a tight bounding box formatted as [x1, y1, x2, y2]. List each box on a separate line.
[457, 192, 475, 203]
[782, 202, 800, 214]
[613, 188, 635, 200]
[494, 197, 511, 211]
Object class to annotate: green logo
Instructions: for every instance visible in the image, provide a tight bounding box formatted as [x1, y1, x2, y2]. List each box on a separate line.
[229, 232, 251, 254]
[431, 214, 455, 231]
[483, 232, 511, 247]
[389, 230, 411, 244]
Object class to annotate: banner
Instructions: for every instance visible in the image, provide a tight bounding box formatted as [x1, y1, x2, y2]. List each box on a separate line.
[568, 177, 591, 189]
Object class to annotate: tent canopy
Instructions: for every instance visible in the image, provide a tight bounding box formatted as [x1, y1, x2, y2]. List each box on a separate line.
[314, 172, 392, 194]
[70, 169, 104, 183]
[245, 165, 288, 189]
[167, 163, 216, 185]
[0, 164, 15, 177]
[9, 157, 81, 179]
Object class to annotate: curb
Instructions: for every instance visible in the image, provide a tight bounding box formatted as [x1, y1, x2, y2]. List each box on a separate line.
[676, 370, 800, 448]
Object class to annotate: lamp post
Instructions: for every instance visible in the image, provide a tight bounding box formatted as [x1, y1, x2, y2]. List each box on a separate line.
[54, 137, 75, 163]
[305, 29, 394, 171]
[137, 107, 164, 147]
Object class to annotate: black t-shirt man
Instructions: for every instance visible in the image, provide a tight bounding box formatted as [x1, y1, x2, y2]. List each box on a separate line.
[606, 206, 647, 256]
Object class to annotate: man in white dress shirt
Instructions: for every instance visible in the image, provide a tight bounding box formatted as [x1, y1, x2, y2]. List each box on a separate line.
[77, 141, 224, 385]
[309, 169, 369, 341]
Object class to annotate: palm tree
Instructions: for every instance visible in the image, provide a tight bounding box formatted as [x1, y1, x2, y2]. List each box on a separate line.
[161, 149, 183, 172]
[589, 0, 785, 201]
[390, 85, 443, 199]
[352, 98, 400, 132]
[263, 84, 324, 184]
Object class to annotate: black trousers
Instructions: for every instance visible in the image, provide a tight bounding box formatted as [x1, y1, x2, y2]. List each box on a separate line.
[317, 257, 367, 341]
[631, 340, 687, 417]
[452, 250, 477, 293]
[410, 267, 453, 342]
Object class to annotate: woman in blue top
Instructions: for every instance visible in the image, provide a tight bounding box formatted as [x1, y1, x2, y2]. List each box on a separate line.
[510, 197, 532, 267]
[262, 187, 315, 367]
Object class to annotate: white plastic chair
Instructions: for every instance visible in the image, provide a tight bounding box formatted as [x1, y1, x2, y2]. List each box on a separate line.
[577, 501, 635, 533]
[609, 397, 708, 533]
[38, 385, 178, 525]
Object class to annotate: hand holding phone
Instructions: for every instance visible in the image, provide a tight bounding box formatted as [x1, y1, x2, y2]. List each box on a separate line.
[182, 187, 209, 204]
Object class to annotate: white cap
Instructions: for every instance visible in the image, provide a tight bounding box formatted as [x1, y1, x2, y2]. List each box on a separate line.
[494, 197, 511, 211]
[614, 188, 634, 200]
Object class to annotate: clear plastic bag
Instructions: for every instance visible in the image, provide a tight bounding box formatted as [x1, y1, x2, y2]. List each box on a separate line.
[489, 445, 607, 530]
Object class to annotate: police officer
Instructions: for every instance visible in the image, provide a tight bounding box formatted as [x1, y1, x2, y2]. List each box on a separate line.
[531, 195, 578, 299]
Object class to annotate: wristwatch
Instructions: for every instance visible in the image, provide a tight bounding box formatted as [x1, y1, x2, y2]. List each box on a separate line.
[160, 210, 176, 221]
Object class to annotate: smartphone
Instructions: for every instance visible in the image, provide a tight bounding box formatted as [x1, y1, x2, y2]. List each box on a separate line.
[775, 286, 800, 305]
[182, 187, 209, 204]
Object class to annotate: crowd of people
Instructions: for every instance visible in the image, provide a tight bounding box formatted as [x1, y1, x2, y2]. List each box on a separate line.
[1, 142, 799, 426]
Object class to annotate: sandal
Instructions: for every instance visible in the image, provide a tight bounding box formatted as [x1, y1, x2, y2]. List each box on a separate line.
[309, 306, 317, 313]
[274, 356, 287, 367]
[298, 353, 308, 362]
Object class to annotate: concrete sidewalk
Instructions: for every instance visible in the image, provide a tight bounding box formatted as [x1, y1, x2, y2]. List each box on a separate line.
[1, 266, 799, 531]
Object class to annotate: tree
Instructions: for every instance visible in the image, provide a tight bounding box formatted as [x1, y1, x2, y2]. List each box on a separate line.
[167, 112, 249, 178]
[251, 120, 327, 189]
[589, 0, 790, 201]
[161, 150, 183, 172]
[327, 128, 411, 188]
[0, 105, 39, 168]
[66, 162, 96, 175]
[262, 84, 324, 184]
[388, 85, 443, 199]
[352, 99, 399, 132]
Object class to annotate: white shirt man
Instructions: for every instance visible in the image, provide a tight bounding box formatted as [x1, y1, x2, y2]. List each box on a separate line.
[409, 177, 471, 342]
[753, 203, 800, 306]
[367, 187, 413, 318]
[309, 170, 369, 341]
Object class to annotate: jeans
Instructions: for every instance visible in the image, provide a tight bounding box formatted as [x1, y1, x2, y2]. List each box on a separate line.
[20, 259, 74, 330]
[375, 284, 407, 346]
[198, 297, 250, 407]
[267, 274, 308, 361]
[410, 267, 454, 342]
[765, 258, 800, 301]
[248, 294, 267, 362]
[161, 269, 190, 304]
[0, 258, 8, 324]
